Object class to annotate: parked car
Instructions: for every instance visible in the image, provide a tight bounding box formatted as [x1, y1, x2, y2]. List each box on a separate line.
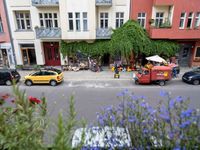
[24, 68, 63, 86]
[182, 67, 200, 85]
[0, 69, 21, 85]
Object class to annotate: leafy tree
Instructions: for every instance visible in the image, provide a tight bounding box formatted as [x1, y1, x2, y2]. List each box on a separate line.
[60, 20, 179, 66]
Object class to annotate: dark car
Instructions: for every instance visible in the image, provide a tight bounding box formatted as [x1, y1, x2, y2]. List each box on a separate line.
[182, 67, 200, 85]
[0, 69, 21, 85]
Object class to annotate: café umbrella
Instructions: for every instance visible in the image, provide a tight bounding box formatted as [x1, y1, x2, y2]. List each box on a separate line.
[146, 55, 167, 63]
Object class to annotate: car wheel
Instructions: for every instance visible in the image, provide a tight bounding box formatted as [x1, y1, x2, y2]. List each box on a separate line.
[25, 80, 32, 86]
[193, 80, 199, 85]
[50, 80, 57, 86]
[5, 80, 12, 86]
[159, 80, 165, 86]
[135, 80, 139, 85]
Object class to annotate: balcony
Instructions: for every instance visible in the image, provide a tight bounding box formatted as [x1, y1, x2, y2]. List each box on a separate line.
[153, 0, 174, 5]
[96, 28, 112, 39]
[149, 27, 200, 39]
[32, 0, 59, 7]
[96, 0, 112, 6]
[35, 27, 61, 39]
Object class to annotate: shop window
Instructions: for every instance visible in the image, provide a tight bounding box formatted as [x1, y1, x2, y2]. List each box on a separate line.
[195, 47, 200, 57]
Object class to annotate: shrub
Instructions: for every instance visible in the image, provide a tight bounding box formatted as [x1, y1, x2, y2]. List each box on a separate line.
[96, 89, 200, 149]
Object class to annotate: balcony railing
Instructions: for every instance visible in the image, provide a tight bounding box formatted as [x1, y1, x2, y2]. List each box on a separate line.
[96, 28, 112, 39]
[32, 0, 59, 7]
[96, 0, 112, 6]
[153, 0, 174, 5]
[35, 27, 61, 39]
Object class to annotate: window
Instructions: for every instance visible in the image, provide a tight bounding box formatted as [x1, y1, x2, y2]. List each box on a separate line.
[15, 12, 31, 30]
[137, 12, 146, 28]
[155, 12, 164, 27]
[83, 12, 88, 31]
[116, 12, 124, 28]
[100, 12, 108, 28]
[68, 13, 73, 31]
[75, 13, 80, 31]
[195, 47, 200, 57]
[0, 16, 3, 32]
[194, 12, 200, 28]
[186, 12, 193, 28]
[39, 13, 58, 28]
[179, 12, 186, 29]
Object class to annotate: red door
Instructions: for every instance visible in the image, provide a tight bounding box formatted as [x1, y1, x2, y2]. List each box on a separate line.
[43, 42, 61, 66]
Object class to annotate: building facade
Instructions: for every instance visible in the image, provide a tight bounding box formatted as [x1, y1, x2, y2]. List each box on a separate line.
[131, 0, 200, 67]
[0, 0, 15, 68]
[6, 0, 130, 67]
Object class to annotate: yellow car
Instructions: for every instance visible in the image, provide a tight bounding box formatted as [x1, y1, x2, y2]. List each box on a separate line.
[24, 68, 64, 86]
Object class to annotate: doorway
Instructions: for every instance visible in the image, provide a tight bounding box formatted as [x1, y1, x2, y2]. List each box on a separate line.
[43, 42, 61, 66]
[0, 49, 8, 67]
[102, 53, 110, 66]
[178, 44, 192, 67]
[21, 44, 36, 65]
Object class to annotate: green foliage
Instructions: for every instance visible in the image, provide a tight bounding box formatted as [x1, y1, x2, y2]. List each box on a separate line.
[60, 20, 179, 64]
[0, 85, 47, 150]
[53, 95, 85, 150]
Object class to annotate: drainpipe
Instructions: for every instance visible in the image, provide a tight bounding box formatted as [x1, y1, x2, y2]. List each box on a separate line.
[3, 0, 17, 68]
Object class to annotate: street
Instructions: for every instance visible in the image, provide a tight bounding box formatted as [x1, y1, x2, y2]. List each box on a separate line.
[0, 73, 199, 124]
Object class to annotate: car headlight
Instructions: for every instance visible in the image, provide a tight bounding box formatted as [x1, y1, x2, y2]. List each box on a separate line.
[188, 76, 193, 81]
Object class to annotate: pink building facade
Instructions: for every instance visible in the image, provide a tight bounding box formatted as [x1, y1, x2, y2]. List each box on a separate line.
[0, 0, 15, 68]
[131, 0, 200, 67]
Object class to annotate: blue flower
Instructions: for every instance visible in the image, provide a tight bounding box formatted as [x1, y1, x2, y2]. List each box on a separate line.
[140, 101, 147, 108]
[175, 96, 183, 103]
[98, 115, 104, 126]
[131, 95, 139, 100]
[110, 115, 115, 122]
[180, 120, 191, 128]
[181, 109, 193, 118]
[128, 116, 136, 123]
[169, 99, 175, 109]
[159, 90, 168, 97]
[159, 114, 170, 123]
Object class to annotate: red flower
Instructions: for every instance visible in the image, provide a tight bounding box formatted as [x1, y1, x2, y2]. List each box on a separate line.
[28, 96, 41, 104]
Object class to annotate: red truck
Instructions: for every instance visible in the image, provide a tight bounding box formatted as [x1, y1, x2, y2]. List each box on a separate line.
[133, 66, 172, 86]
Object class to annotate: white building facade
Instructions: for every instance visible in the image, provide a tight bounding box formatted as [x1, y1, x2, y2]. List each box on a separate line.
[6, 0, 130, 66]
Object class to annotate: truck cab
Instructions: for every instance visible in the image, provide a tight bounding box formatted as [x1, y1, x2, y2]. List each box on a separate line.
[134, 66, 172, 86]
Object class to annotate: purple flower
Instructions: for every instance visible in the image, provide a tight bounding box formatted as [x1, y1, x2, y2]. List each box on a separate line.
[169, 99, 175, 109]
[181, 109, 193, 118]
[110, 115, 115, 122]
[105, 106, 113, 113]
[128, 116, 136, 123]
[159, 114, 170, 123]
[131, 95, 139, 100]
[97, 115, 104, 126]
[140, 101, 147, 108]
[169, 132, 174, 139]
[180, 120, 191, 128]
[175, 96, 183, 103]
[159, 90, 168, 97]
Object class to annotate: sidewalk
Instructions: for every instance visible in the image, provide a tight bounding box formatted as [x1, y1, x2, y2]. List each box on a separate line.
[18, 67, 191, 81]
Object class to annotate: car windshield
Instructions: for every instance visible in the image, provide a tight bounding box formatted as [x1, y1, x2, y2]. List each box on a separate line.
[138, 69, 143, 74]
[192, 67, 200, 73]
